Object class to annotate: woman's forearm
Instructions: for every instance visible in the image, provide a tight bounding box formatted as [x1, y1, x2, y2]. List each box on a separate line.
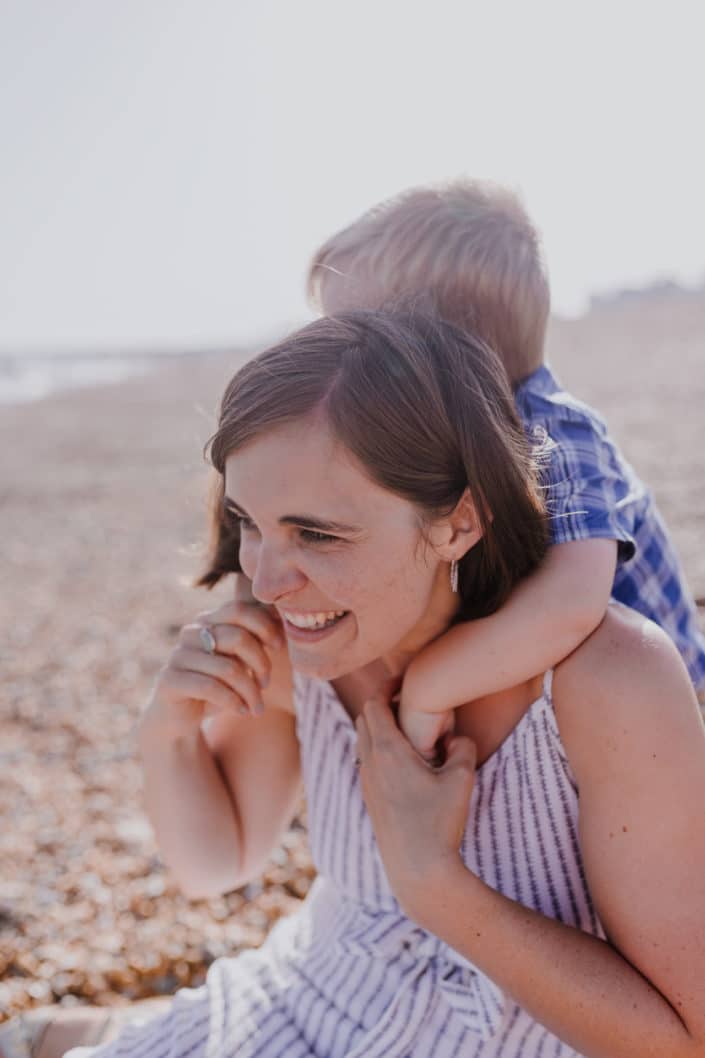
[407, 860, 699, 1058]
[138, 713, 245, 899]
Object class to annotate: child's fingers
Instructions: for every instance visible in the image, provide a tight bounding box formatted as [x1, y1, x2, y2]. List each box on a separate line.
[439, 734, 477, 773]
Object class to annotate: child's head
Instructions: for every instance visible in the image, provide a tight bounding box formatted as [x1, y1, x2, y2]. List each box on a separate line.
[308, 180, 550, 385]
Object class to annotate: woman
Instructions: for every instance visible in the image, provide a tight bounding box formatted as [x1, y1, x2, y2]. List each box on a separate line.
[8, 310, 705, 1058]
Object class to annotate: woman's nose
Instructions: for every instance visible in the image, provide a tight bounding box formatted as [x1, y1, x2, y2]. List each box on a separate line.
[250, 544, 306, 604]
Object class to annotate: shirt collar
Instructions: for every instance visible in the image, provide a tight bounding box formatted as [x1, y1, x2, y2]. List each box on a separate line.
[515, 363, 558, 398]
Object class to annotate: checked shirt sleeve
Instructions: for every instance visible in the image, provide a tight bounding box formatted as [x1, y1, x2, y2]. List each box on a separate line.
[535, 411, 638, 562]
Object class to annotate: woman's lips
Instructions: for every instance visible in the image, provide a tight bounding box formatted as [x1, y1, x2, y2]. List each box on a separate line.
[282, 611, 350, 643]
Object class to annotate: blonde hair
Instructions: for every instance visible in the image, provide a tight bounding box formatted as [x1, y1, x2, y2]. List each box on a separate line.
[308, 180, 550, 385]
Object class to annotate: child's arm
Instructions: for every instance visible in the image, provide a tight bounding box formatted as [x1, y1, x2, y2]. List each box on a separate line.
[402, 537, 617, 721]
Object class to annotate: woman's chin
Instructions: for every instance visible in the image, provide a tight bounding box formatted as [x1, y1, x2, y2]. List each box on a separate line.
[289, 651, 350, 681]
[283, 612, 360, 680]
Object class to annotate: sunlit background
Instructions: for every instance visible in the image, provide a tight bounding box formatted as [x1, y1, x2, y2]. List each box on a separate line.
[2, 0, 704, 356]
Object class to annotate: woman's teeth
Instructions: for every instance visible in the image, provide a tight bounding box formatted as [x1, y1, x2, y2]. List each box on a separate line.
[283, 610, 346, 630]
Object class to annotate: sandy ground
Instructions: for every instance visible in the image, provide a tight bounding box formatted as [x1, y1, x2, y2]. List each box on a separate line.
[1, 296, 703, 1021]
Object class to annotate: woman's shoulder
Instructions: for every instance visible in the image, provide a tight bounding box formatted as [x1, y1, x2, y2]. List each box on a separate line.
[552, 603, 699, 784]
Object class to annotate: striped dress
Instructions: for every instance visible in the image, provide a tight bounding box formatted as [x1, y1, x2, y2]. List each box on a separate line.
[67, 669, 604, 1058]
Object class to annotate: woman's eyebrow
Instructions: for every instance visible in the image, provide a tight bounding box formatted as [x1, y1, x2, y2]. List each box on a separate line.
[223, 497, 362, 535]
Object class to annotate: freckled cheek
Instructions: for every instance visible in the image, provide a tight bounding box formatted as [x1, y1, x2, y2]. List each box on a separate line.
[309, 557, 360, 607]
[292, 550, 373, 614]
[342, 558, 404, 624]
[380, 552, 434, 619]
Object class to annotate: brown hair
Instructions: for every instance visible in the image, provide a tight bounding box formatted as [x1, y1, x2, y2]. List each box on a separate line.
[307, 180, 550, 385]
[198, 310, 548, 621]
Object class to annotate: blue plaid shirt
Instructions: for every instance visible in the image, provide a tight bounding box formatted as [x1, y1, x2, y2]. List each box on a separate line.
[514, 364, 705, 692]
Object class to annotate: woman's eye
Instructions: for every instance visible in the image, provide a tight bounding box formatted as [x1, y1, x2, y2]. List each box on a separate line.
[300, 528, 337, 544]
[235, 514, 257, 533]
[227, 511, 336, 544]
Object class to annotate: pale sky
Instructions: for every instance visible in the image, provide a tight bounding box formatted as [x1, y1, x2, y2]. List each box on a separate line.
[1, 0, 704, 352]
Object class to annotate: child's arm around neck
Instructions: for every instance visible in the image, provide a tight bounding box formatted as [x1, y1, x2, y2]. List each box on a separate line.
[402, 537, 618, 718]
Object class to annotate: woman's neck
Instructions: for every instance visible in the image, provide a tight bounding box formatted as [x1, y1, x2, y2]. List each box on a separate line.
[381, 564, 461, 678]
[333, 569, 461, 713]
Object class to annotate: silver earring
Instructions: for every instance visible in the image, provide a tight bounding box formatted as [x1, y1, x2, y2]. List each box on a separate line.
[450, 559, 459, 593]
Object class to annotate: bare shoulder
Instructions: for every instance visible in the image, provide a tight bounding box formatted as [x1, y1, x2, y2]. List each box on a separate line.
[553, 608, 705, 1030]
[554, 602, 690, 709]
[552, 603, 702, 785]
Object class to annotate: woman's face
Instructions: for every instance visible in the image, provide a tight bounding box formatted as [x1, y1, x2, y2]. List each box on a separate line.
[224, 414, 453, 680]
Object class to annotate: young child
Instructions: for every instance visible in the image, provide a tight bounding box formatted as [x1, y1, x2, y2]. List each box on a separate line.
[303, 180, 705, 760]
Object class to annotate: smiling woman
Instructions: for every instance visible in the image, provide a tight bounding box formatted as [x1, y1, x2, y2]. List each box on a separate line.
[8, 309, 705, 1058]
[203, 311, 546, 688]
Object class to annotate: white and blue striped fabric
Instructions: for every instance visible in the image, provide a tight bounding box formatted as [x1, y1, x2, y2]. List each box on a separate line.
[67, 670, 602, 1058]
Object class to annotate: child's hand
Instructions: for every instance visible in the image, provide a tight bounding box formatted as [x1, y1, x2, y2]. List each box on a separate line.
[397, 697, 455, 765]
[399, 650, 456, 763]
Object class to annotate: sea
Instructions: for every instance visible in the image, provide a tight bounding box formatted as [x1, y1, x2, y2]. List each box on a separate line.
[0, 351, 166, 405]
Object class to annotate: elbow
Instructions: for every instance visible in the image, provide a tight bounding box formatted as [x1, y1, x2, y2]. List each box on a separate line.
[561, 602, 607, 654]
[167, 845, 248, 901]
[177, 866, 243, 901]
[177, 849, 262, 902]
[685, 1018, 705, 1058]
[179, 876, 225, 901]
[679, 1039, 705, 1058]
[670, 1006, 705, 1058]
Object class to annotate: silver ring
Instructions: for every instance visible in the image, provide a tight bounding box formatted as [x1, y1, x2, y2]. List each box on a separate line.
[199, 625, 217, 654]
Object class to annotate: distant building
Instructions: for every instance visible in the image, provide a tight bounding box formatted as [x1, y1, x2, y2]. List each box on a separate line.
[589, 278, 703, 312]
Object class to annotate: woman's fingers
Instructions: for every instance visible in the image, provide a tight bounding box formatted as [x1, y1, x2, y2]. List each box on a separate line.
[157, 668, 248, 719]
[171, 647, 263, 716]
[358, 695, 420, 764]
[195, 600, 283, 650]
[149, 600, 287, 730]
[363, 694, 406, 744]
[354, 711, 372, 765]
[181, 623, 272, 689]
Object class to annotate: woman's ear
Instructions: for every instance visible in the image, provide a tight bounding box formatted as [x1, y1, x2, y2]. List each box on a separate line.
[430, 490, 485, 560]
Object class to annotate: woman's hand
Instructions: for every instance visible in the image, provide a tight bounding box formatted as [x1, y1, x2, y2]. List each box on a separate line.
[141, 599, 288, 743]
[355, 693, 477, 917]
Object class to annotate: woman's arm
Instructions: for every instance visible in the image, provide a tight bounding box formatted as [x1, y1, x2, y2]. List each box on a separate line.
[411, 862, 700, 1058]
[139, 599, 301, 899]
[356, 608, 705, 1058]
